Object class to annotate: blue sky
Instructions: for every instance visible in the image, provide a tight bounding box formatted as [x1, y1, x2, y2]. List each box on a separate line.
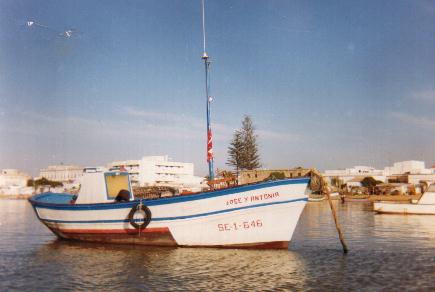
[1, 0, 434, 176]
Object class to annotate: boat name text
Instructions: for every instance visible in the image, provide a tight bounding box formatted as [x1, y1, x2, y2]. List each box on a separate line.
[225, 192, 280, 206]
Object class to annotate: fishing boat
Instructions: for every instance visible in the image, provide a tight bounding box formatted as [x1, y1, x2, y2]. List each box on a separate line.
[373, 184, 435, 215]
[28, 1, 314, 249]
[29, 170, 310, 249]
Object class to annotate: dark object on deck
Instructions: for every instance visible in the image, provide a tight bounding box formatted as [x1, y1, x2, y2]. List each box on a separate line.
[115, 189, 130, 202]
[70, 195, 78, 204]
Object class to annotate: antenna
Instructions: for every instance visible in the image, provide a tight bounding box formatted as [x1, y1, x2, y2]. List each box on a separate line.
[201, 0, 208, 59]
[201, 0, 214, 180]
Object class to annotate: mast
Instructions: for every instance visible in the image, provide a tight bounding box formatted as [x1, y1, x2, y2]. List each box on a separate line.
[201, 0, 214, 180]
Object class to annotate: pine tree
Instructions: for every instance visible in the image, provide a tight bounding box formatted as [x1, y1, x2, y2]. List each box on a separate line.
[227, 115, 261, 173]
[226, 130, 244, 176]
[240, 115, 261, 170]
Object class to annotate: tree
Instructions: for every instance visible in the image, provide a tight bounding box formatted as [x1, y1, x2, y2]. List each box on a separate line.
[264, 172, 286, 181]
[34, 177, 63, 189]
[227, 115, 261, 172]
[27, 179, 34, 187]
[361, 176, 382, 195]
[361, 177, 381, 188]
[241, 116, 261, 170]
[226, 130, 244, 177]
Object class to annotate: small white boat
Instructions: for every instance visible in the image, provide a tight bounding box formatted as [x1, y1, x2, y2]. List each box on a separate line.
[374, 184, 435, 215]
[29, 170, 310, 249]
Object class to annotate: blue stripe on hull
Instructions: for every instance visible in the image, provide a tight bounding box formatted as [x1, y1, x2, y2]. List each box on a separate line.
[30, 178, 310, 211]
[39, 197, 308, 224]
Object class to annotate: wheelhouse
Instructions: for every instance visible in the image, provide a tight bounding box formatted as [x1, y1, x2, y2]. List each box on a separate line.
[75, 171, 133, 204]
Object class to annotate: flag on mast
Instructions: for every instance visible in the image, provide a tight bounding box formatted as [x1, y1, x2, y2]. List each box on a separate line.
[207, 128, 213, 162]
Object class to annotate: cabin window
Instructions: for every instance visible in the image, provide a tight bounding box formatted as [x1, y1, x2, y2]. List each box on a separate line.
[105, 173, 130, 200]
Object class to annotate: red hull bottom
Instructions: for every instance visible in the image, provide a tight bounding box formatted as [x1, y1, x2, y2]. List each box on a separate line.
[182, 241, 289, 249]
[49, 227, 289, 249]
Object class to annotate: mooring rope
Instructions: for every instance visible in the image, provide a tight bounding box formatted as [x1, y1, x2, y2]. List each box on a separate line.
[138, 198, 143, 237]
[309, 168, 349, 254]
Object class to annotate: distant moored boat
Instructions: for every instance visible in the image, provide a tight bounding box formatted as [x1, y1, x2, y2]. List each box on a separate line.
[373, 184, 435, 215]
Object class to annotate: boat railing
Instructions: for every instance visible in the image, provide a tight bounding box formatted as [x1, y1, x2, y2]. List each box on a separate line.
[207, 177, 237, 191]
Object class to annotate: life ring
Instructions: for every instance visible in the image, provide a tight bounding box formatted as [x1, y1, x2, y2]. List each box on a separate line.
[128, 203, 152, 229]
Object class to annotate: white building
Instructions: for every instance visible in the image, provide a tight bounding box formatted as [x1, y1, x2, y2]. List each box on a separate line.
[0, 169, 31, 187]
[323, 165, 385, 184]
[39, 165, 84, 183]
[383, 160, 431, 176]
[324, 165, 384, 176]
[107, 155, 205, 191]
[106, 159, 140, 184]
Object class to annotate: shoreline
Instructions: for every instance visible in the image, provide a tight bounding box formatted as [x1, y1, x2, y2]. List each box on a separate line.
[0, 194, 33, 200]
[368, 194, 422, 202]
[3, 194, 423, 202]
[343, 194, 422, 202]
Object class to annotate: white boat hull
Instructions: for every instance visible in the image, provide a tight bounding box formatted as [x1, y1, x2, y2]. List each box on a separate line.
[30, 178, 309, 249]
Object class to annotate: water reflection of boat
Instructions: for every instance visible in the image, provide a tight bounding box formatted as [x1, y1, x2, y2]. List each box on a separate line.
[308, 194, 325, 202]
[29, 170, 309, 249]
[374, 184, 435, 215]
[344, 196, 370, 202]
[329, 192, 340, 200]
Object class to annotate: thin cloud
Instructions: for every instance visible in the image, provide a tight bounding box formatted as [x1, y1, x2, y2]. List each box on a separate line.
[121, 106, 237, 140]
[390, 112, 435, 131]
[418, 0, 435, 13]
[411, 90, 435, 103]
[257, 129, 301, 142]
[122, 108, 302, 142]
[5, 108, 205, 141]
[62, 115, 204, 140]
[121, 106, 204, 129]
[17, 110, 57, 123]
[6, 108, 303, 144]
[122, 107, 172, 119]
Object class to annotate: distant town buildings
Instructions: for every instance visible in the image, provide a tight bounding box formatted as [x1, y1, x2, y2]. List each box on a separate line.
[39, 165, 84, 183]
[323, 160, 435, 187]
[324, 165, 384, 177]
[324, 165, 386, 184]
[107, 155, 205, 191]
[3, 158, 434, 197]
[0, 169, 31, 187]
[0, 169, 33, 196]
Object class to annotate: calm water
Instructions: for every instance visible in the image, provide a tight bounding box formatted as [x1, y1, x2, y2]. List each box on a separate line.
[0, 200, 434, 291]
